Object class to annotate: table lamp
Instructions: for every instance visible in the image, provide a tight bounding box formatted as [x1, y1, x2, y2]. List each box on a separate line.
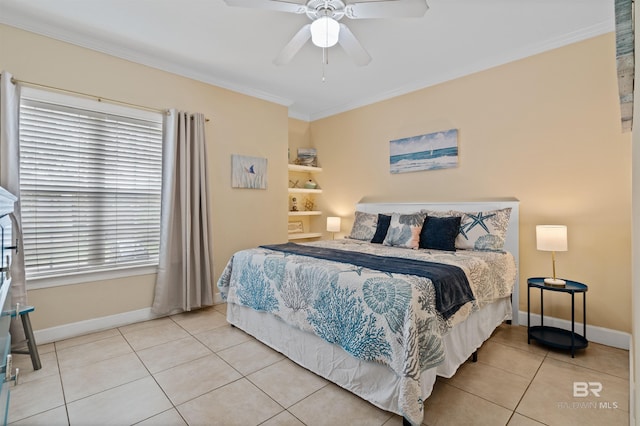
[327, 216, 341, 240]
[536, 225, 568, 287]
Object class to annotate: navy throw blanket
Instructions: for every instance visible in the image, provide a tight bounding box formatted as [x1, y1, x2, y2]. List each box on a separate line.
[260, 242, 474, 319]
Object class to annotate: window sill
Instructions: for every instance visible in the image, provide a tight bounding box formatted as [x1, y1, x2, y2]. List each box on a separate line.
[26, 265, 158, 290]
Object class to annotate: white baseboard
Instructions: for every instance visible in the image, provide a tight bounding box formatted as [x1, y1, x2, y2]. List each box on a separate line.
[518, 310, 631, 350]
[33, 306, 631, 350]
[34, 308, 163, 345]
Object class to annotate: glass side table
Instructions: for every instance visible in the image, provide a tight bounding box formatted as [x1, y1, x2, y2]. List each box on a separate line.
[527, 277, 588, 357]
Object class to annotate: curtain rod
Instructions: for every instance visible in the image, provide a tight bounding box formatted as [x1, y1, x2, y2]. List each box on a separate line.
[8, 76, 210, 122]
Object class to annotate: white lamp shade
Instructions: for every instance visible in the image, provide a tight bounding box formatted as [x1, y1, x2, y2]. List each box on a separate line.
[536, 225, 568, 252]
[327, 216, 341, 232]
[310, 17, 340, 48]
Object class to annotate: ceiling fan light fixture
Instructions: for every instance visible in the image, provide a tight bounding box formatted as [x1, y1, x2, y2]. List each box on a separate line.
[310, 16, 340, 48]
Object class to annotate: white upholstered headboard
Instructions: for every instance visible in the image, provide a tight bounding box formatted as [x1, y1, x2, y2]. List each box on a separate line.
[355, 200, 520, 325]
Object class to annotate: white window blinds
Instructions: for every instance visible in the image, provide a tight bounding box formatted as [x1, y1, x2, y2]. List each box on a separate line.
[18, 88, 163, 279]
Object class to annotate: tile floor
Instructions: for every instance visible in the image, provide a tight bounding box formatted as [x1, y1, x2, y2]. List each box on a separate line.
[7, 304, 630, 426]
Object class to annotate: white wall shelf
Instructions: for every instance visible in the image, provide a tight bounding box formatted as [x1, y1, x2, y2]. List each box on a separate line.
[288, 164, 323, 173]
[288, 232, 322, 240]
[288, 160, 322, 241]
[288, 211, 322, 216]
[288, 188, 322, 194]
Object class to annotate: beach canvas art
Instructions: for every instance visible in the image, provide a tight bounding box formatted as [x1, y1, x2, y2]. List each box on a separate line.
[232, 154, 267, 189]
[389, 129, 459, 174]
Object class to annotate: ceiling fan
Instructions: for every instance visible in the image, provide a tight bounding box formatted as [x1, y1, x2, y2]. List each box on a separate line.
[223, 0, 429, 66]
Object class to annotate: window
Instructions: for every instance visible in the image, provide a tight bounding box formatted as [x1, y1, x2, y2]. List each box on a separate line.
[18, 87, 163, 280]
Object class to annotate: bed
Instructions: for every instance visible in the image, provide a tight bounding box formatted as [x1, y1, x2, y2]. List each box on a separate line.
[217, 200, 519, 426]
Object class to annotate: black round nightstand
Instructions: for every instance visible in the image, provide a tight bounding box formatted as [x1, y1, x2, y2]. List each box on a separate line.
[527, 277, 588, 357]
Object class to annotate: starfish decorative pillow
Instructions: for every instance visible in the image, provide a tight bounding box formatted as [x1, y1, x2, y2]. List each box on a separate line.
[450, 208, 512, 251]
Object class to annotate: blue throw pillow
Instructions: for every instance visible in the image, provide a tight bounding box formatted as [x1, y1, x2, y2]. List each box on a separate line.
[371, 214, 391, 243]
[419, 216, 461, 251]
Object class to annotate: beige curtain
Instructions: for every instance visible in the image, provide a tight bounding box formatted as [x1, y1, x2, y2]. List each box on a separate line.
[0, 71, 28, 344]
[152, 110, 214, 315]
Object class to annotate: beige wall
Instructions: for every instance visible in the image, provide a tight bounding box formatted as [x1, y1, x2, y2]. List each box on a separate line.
[632, 90, 639, 424]
[288, 118, 313, 161]
[1, 24, 289, 330]
[307, 34, 632, 332]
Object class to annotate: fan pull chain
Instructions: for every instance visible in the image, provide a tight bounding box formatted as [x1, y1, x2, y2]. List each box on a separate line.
[322, 47, 328, 82]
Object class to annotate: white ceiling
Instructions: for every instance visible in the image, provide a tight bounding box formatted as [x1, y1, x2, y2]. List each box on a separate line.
[0, 0, 614, 121]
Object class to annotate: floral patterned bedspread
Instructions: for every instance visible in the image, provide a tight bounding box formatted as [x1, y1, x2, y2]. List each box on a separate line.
[217, 239, 516, 425]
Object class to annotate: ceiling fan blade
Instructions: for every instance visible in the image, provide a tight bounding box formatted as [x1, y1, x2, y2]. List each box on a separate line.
[274, 24, 312, 66]
[345, 0, 428, 19]
[223, 0, 307, 14]
[338, 24, 371, 66]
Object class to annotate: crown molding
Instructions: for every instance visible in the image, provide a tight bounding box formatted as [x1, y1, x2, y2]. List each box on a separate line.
[1, 8, 613, 123]
[0, 12, 294, 109]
